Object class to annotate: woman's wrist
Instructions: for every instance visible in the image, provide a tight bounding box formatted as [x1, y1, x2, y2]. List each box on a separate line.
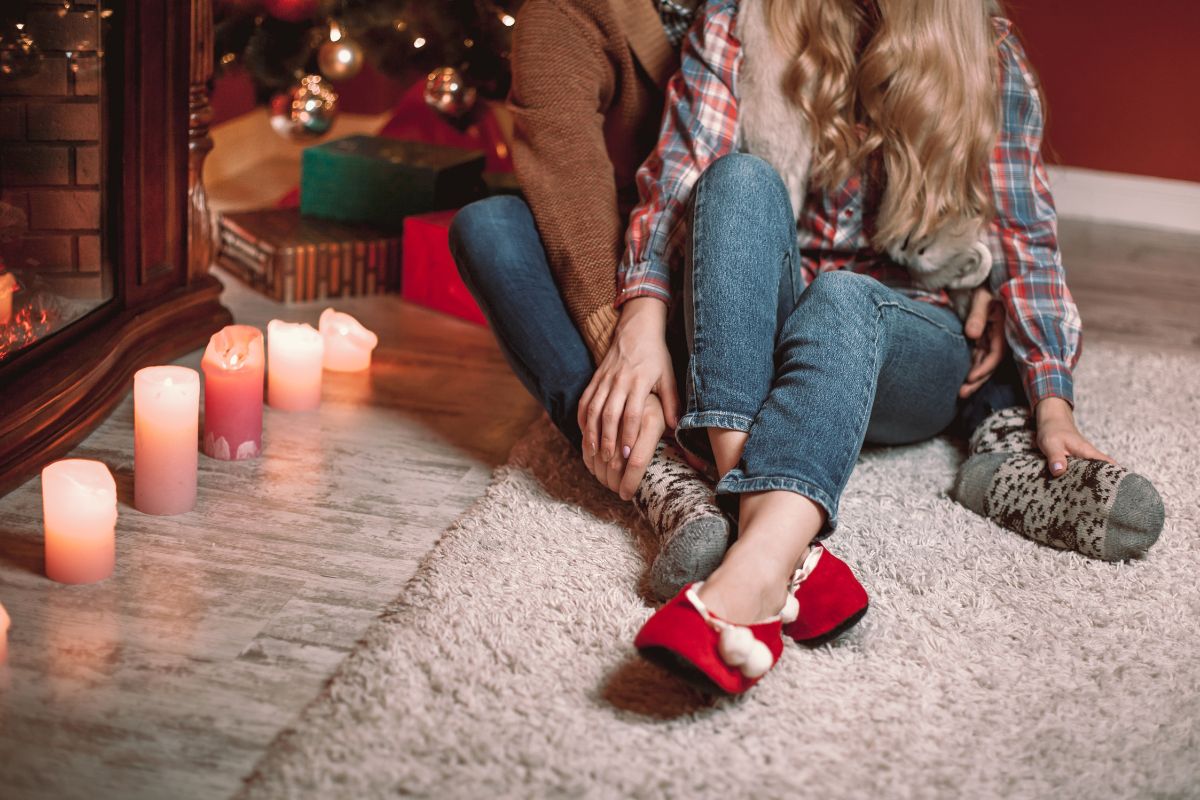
[617, 296, 669, 333]
[1034, 396, 1073, 426]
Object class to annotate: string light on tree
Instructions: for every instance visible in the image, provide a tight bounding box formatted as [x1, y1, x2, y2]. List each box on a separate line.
[0, 23, 42, 80]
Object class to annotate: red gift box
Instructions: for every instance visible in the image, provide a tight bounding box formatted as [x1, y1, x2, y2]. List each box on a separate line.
[401, 210, 486, 326]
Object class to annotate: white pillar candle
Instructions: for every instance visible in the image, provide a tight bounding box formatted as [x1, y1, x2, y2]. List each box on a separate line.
[267, 320, 324, 411]
[318, 308, 378, 372]
[42, 459, 118, 584]
[134, 366, 200, 515]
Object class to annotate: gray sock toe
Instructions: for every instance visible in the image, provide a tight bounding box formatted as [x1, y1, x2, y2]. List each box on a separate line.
[952, 452, 1010, 515]
[648, 516, 733, 601]
[1105, 472, 1166, 560]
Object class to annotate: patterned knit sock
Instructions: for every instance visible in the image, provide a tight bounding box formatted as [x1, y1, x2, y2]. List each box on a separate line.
[953, 408, 1165, 561]
[635, 442, 735, 601]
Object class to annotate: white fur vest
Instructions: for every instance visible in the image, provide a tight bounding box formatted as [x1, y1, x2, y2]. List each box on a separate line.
[735, 0, 991, 312]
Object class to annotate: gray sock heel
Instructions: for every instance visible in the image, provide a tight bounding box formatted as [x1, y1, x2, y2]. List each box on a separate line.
[634, 442, 734, 600]
[648, 515, 734, 601]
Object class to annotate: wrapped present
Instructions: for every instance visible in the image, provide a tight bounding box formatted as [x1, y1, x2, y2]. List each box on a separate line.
[401, 210, 486, 326]
[300, 135, 485, 232]
[217, 208, 401, 303]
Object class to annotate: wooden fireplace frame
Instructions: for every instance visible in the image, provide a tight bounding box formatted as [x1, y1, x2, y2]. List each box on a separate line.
[0, 0, 231, 496]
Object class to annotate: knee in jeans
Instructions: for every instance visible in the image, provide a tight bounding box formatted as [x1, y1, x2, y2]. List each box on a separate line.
[449, 195, 532, 283]
[803, 271, 881, 316]
[695, 153, 790, 212]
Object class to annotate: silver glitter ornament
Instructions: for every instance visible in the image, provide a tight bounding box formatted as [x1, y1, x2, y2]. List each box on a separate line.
[269, 74, 339, 141]
[423, 66, 477, 119]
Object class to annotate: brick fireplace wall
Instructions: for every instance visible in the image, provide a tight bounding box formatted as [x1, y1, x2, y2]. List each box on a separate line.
[0, 3, 106, 300]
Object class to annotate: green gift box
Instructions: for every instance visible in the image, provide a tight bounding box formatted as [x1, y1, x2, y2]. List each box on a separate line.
[300, 135, 486, 232]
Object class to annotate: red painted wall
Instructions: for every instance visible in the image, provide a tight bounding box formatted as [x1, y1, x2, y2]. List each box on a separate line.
[1005, 1, 1200, 183]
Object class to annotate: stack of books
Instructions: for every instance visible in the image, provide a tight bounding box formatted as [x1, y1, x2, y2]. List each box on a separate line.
[216, 209, 402, 303]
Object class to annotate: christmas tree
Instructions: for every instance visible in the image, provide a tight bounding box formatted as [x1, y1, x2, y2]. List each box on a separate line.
[214, 0, 520, 137]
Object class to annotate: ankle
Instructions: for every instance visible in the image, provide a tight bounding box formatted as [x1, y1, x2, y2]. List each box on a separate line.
[697, 562, 791, 625]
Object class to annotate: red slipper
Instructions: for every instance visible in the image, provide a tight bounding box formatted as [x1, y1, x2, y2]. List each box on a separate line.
[781, 544, 869, 646]
[634, 583, 785, 695]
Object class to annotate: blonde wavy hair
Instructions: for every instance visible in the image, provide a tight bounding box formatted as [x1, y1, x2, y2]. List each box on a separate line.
[765, 0, 1000, 250]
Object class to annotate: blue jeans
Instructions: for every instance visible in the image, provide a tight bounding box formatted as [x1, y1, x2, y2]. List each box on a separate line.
[448, 196, 593, 450]
[448, 187, 1022, 479]
[677, 154, 975, 533]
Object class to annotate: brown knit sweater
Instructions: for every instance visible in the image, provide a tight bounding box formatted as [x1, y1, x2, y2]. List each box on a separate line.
[509, 0, 678, 361]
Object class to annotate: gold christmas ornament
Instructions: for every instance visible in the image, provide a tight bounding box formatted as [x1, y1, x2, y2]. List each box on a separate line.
[317, 37, 363, 80]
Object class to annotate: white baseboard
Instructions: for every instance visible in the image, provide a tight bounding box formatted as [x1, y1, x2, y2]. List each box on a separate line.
[1047, 166, 1200, 235]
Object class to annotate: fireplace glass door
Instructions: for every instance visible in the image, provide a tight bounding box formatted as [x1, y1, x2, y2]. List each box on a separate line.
[1, 1, 113, 364]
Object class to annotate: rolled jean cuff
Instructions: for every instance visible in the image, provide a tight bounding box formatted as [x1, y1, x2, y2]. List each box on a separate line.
[714, 472, 840, 537]
[677, 410, 754, 435]
[673, 410, 755, 469]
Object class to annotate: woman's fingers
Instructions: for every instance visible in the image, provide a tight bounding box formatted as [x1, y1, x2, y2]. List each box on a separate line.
[657, 369, 681, 430]
[958, 375, 989, 398]
[619, 384, 647, 459]
[963, 287, 992, 340]
[577, 377, 598, 444]
[1067, 437, 1116, 465]
[1037, 432, 1071, 478]
[599, 383, 629, 462]
[584, 379, 613, 458]
[619, 401, 666, 501]
[1039, 430, 1117, 478]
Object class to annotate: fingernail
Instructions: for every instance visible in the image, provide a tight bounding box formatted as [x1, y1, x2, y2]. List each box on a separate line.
[622, 445, 631, 459]
[1052, 461, 1064, 473]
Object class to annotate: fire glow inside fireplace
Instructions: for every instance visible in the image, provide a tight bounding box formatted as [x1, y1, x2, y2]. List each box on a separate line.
[0, 0, 231, 495]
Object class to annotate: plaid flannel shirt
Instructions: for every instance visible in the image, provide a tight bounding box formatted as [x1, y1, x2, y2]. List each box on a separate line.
[618, 0, 1081, 407]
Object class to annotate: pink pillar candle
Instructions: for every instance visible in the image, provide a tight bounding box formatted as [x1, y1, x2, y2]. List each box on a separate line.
[134, 366, 200, 515]
[202, 325, 265, 460]
[267, 320, 324, 411]
[42, 459, 118, 584]
[319, 308, 378, 372]
[0, 601, 9, 663]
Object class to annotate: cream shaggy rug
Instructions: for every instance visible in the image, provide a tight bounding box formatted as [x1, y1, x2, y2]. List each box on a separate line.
[239, 343, 1200, 799]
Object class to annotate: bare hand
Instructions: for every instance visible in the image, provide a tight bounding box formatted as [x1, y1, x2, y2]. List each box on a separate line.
[1034, 397, 1116, 477]
[959, 286, 1008, 398]
[582, 393, 666, 500]
[577, 297, 679, 465]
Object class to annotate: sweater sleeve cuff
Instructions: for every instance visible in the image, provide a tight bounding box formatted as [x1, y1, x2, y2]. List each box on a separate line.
[1023, 359, 1075, 410]
[581, 304, 618, 362]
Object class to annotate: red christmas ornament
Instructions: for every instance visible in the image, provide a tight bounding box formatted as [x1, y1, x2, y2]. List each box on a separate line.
[378, 81, 513, 174]
[262, 0, 320, 23]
